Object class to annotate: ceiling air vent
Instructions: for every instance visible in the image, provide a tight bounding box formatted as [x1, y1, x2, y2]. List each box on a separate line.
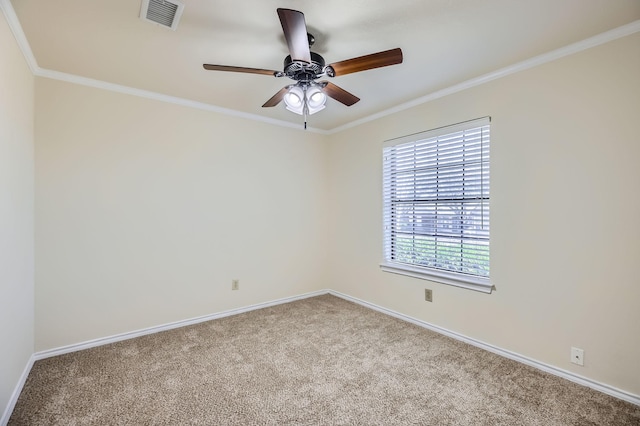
[140, 0, 184, 31]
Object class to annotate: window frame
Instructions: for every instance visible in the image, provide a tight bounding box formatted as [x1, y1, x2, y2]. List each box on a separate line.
[380, 117, 492, 293]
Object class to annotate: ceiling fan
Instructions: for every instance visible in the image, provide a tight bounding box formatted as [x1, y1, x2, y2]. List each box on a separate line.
[203, 8, 403, 128]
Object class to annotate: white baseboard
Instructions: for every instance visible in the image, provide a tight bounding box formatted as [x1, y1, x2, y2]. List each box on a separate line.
[328, 290, 640, 407]
[1, 354, 35, 426]
[4, 287, 637, 425]
[35, 289, 330, 360]
[3, 290, 329, 423]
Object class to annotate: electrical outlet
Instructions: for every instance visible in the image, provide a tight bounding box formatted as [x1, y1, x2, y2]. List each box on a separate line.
[424, 289, 433, 302]
[571, 347, 584, 366]
[232, 279, 239, 291]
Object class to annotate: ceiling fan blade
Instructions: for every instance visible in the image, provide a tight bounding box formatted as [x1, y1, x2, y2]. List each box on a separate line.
[262, 87, 290, 108]
[277, 8, 311, 63]
[320, 82, 360, 106]
[328, 48, 403, 77]
[203, 64, 279, 76]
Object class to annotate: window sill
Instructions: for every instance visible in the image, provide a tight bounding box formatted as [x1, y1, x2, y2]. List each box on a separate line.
[379, 261, 493, 294]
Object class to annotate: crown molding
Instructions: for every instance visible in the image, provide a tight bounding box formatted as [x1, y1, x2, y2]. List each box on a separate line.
[35, 68, 329, 134]
[0, 0, 37, 74]
[2, 0, 638, 134]
[328, 19, 640, 134]
[0, 0, 327, 134]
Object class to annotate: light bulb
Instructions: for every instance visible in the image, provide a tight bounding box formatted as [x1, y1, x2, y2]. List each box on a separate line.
[285, 92, 302, 107]
[284, 86, 305, 115]
[306, 86, 326, 114]
[309, 91, 325, 106]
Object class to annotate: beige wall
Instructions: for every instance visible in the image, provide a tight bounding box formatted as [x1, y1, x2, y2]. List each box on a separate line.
[34, 78, 329, 350]
[15, 20, 640, 407]
[0, 10, 34, 417]
[327, 32, 640, 396]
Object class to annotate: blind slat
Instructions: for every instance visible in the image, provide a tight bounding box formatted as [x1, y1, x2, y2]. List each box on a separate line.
[383, 121, 490, 279]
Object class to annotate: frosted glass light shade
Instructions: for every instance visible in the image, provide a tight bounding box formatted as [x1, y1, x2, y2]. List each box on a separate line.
[306, 86, 326, 115]
[284, 86, 305, 114]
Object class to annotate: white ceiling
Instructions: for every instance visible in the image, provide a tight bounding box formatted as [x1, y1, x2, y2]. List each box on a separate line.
[8, 0, 640, 131]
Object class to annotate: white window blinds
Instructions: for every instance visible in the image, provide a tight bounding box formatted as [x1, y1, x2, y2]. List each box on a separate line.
[382, 117, 490, 292]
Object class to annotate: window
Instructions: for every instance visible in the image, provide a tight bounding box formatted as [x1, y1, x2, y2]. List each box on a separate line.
[381, 117, 491, 293]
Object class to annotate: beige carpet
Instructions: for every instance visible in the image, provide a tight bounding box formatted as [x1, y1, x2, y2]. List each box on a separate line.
[9, 294, 640, 425]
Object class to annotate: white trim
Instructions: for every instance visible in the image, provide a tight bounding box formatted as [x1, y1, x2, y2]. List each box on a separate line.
[3, 287, 638, 423]
[380, 262, 492, 294]
[34, 290, 329, 360]
[381, 118, 491, 294]
[0, 354, 35, 426]
[383, 116, 491, 148]
[328, 290, 640, 407]
[0, 0, 38, 74]
[34, 68, 329, 135]
[1, 0, 637, 134]
[328, 19, 640, 134]
[0, 0, 327, 135]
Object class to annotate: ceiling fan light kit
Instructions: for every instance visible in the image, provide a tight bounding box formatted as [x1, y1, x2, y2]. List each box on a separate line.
[284, 84, 326, 115]
[203, 8, 403, 128]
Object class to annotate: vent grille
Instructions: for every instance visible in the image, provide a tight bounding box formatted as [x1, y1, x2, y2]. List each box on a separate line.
[140, 0, 184, 30]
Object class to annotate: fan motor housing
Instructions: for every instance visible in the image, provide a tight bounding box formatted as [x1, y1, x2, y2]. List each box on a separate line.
[284, 52, 325, 82]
